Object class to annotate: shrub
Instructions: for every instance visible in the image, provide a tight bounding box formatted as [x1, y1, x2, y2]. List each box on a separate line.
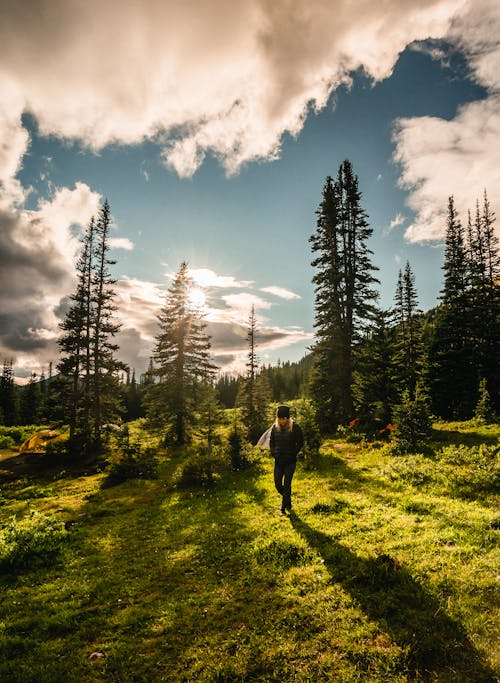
[384, 456, 435, 487]
[390, 391, 432, 455]
[105, 428, 159, 486]
[0, 426, 24, 444]
[227, 426, 247, 470]
[294, 398, 322, 457]
[439, 443, 500, 496]
[175, 452, 218, 488]
[474, 378, 496, 424]
[0, 511, 68, 571]
[0, 435, 15, 449]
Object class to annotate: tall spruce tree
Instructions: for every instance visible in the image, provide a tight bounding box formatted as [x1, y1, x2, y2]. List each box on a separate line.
[353, 309, 398, 429]
[469, 192, 500, 410]
[309, 160, 379, 432]
[58, 202, 125, 450]
[58, 217, 94, 442]
[392, 261, 423, 399]
[427, 197, 474, 418]
[146, 261, 216, 445]
[0, 359, 19, 426]
[427, 194, 499, 418]
[91, 201, 125, 446]
[19, 373, 41, 425]
[238, 305, 271, 443]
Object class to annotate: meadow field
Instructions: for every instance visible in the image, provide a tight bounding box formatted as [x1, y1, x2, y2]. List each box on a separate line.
[0, 421, 498, 682]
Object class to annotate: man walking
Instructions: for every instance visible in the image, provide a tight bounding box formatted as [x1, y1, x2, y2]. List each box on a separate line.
[269, 405, 304, 515]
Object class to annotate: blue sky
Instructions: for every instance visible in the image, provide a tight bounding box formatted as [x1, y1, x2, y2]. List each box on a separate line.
[1, 1, 499, 380]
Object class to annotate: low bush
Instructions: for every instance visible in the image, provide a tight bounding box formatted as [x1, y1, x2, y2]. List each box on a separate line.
[0, 511, 68, 571]
[105, 444, 159, 486]
[390, 392, 432, 455]
[439, 443, 500, 497]
[103, 424, 159, 486]
[0, 435, 15, 449]
[176, 455, 216, 488]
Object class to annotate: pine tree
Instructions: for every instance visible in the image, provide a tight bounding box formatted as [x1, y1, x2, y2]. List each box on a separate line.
[58, 202, 125, 450]
[392, 262, 423, 399]
[353, 309, 398, 430]
[426, 197, 475, 418]
[470, 192, 500, 411]
[309, 161, 379, 432]
[474, 377, 495, 423]
[58, 217, 94, 442]
[124, 369, 144, 421]
[146, 261, 216, 445]
[20, 373, 41, 425]
[0, 359, 19, 426]
[427, 194, 499, 418]
[238, 305, 271, 443]
[215, 373, 239, 408]
[91, 200, 126, 446]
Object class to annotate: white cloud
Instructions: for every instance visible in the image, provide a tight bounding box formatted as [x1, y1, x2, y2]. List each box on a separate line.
[3, 0, 498, 376]
[109, 237, 135, 250]
[260, 286, 301, 300]
[188, 267, 253, 289]
[393, 0, 500, 242]
[0, 183, 101, 374]
[218, 292, 273, 324]
[384, 212, 406, 235]
[111, 275, 310, 375]
[0, 0, 465, 182]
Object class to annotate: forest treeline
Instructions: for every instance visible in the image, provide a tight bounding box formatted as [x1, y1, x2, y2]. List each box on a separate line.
[0, 160, 498, 449]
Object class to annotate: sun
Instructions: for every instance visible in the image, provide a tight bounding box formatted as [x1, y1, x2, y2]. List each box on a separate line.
[188, 286, 207, 310]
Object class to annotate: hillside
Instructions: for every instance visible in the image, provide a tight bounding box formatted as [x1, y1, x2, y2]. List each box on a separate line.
[0, 421, 498, 682]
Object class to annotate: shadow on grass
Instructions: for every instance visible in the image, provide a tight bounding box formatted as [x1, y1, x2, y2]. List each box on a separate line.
[290, 512, 496, 683]
[430, 427, 499, 448]
[0, 449, 103, 485]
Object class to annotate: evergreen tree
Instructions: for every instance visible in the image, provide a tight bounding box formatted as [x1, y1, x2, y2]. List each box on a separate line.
[427, 194, 499, 418]
[124, 369, 144, 421]
[474, 377, 495, 424]
[309, 161, 379, 432]
[197, 382, 223, 456]
[353, 309, 398, 430]
[146, 261, 216, 445]
[91, 200, 126, 446]
[58, 216, 95, 442]
[19, 373, 41, 425]
[469, 192, 500, 411]
[238, 305, 271, 443]
[392, 262, 423, 399]
[426, 197, 474, 418]
[58, 201, 125, 450]
[0, 359, 19, 426]
[215, 373, 239, 408]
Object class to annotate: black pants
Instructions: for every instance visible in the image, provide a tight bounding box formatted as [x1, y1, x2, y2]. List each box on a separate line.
[274, 460, 296, 510]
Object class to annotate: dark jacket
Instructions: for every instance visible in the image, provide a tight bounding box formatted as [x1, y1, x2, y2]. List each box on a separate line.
[269, 421, 304, 464]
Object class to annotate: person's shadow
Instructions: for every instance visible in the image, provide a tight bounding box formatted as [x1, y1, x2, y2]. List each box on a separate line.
[289, 512, 496, 682]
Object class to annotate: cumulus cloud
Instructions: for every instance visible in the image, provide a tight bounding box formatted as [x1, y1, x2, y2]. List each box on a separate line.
[393, 0, 500, 242]
[109, 237, 135, 251]
[112, 274, 311, 375]
[188, 267, 253, 289]
[0, 0, 464, 183]
[384, 212, 406, 235]
[0, 183, 101, 374]
[260, 285, 301, 300]
[3, 0, 497, 376]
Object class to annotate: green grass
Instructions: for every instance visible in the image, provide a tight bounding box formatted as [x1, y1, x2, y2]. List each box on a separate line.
[0, 421, 498, 682]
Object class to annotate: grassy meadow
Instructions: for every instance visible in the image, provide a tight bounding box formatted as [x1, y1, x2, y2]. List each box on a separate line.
[0, 420, 498, 682]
